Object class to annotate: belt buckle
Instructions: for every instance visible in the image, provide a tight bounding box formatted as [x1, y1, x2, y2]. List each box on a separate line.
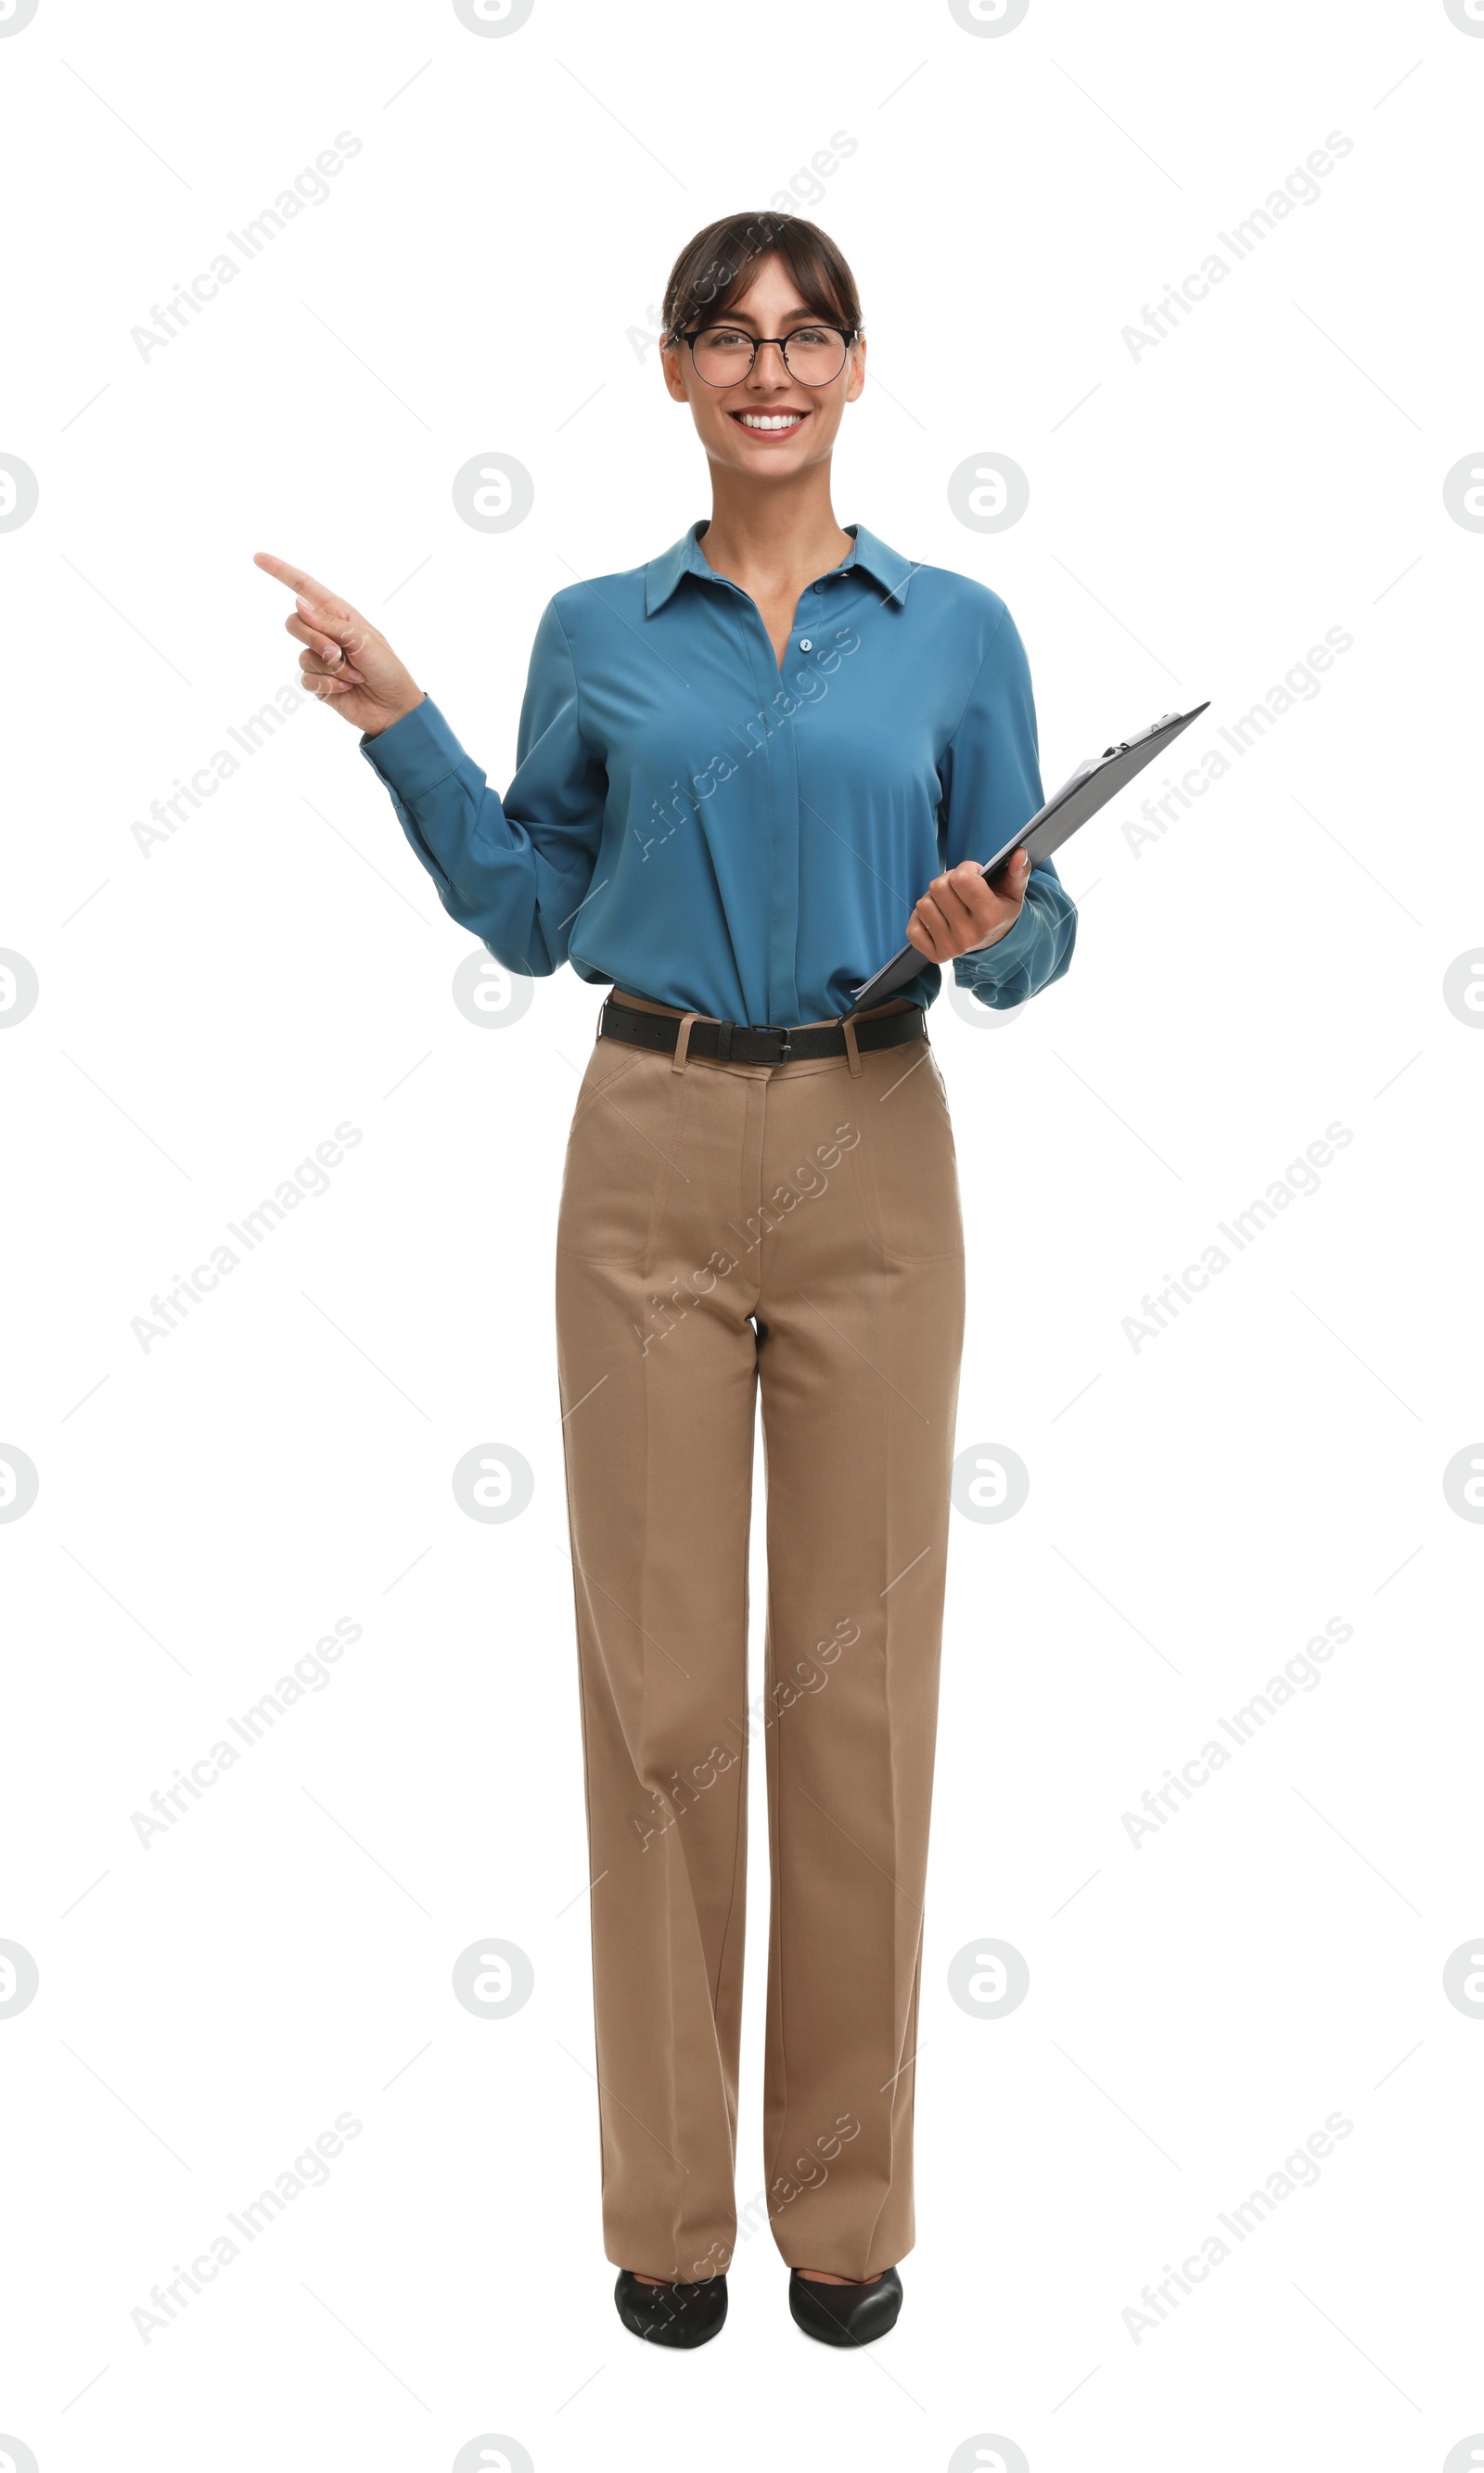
[755, 1021, 794, 1062]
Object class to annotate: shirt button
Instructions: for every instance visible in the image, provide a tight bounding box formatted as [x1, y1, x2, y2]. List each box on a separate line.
[799, 637, 812, 652]
[813, 582, 825, 593]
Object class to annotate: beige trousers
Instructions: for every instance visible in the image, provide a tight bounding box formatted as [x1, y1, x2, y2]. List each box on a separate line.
[555, 999, 966, 2281]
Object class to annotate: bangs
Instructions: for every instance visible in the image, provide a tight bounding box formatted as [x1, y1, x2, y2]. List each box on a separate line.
[662, 212, 862, 340]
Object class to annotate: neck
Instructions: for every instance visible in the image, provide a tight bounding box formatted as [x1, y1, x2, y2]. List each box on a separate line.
[698, 465, 851, 591]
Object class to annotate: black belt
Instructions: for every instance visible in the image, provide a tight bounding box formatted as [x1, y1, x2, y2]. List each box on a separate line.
[598, 995, 927, 1067]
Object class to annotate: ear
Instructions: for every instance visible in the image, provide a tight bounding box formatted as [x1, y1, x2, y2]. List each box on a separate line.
[660, 341, 689, 405]
[844, 335, 867, 404]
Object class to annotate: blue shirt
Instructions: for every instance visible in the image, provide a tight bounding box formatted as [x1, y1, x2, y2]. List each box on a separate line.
[361, 519, 1077, 1026]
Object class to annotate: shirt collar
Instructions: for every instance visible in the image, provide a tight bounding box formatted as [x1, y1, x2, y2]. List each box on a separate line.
[644, 519, 916, 616]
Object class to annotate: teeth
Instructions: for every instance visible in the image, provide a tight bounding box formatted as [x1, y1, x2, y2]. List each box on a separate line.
[739, 412, 803, 429]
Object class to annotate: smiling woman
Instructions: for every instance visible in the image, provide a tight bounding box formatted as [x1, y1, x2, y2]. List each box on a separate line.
[659, 211, 864, 491]
[252, 204, 1076, 2357]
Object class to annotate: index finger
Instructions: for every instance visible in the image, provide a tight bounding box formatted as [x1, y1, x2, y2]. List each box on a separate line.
[252, 551, 352, 619]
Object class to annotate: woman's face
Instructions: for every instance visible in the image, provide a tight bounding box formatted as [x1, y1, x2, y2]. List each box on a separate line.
[661, 252, 865, 480]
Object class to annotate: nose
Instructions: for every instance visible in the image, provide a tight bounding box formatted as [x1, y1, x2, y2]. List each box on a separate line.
[748, 340, 791, 385]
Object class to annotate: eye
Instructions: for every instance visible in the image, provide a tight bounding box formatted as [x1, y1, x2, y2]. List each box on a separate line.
[705, 329, 752, 351]
[788, 327, 834, 347]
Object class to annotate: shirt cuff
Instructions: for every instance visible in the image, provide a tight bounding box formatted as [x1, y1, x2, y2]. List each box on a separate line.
[956, 890, 1040, 980]
[358, 696, 466, 801]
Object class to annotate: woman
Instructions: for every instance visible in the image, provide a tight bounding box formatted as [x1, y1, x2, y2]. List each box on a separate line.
[255, 211, 1076, 2351]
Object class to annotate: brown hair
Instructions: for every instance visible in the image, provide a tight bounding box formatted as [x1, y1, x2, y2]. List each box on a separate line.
[661, 211, 863, 346]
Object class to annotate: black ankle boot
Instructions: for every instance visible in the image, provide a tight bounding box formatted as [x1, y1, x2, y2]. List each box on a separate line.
[788, 2266, 902, 2347]
[613, 2270, 728, 2347]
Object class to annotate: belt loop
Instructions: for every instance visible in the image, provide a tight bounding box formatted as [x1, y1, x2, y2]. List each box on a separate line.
[672, 1012, 699, 1073]
[841, 1017, 864, 1079]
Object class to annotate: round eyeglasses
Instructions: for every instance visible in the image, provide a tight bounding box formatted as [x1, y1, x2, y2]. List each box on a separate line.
[677, 323, 855, 388]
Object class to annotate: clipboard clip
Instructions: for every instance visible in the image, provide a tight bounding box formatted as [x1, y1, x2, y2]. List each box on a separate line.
[1105, 712, 1182, 757]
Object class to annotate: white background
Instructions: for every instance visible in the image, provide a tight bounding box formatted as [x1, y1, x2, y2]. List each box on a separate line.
[3, 1, 1482, 2467]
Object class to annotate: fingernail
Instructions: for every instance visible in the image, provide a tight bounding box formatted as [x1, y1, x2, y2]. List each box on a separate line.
[324, 643, 342, 663]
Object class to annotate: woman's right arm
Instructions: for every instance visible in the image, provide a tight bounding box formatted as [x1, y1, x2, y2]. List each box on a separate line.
[254, 553, 607, 975]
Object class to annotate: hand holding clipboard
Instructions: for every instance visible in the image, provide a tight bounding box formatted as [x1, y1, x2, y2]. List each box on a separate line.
[842, 699, 1210, 1019]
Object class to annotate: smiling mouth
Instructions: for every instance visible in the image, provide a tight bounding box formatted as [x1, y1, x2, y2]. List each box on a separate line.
[730, 409, 810, 436]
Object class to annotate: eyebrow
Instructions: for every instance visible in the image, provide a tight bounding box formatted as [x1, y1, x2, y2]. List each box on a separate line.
[695, 308, 838, 329]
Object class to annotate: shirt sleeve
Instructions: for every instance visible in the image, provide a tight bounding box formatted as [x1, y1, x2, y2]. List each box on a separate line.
[358, 596, 607, 975]
[940, 603, 1078, 1012]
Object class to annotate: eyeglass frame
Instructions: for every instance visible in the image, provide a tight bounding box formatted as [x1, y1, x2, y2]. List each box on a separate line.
[670, 320, 860, 387]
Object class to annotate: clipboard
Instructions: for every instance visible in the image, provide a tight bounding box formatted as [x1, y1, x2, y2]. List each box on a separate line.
[841, 699, 1210, 1019]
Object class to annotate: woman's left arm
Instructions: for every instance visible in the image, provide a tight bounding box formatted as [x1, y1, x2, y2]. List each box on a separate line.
[936, 601, 1078, 1012]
